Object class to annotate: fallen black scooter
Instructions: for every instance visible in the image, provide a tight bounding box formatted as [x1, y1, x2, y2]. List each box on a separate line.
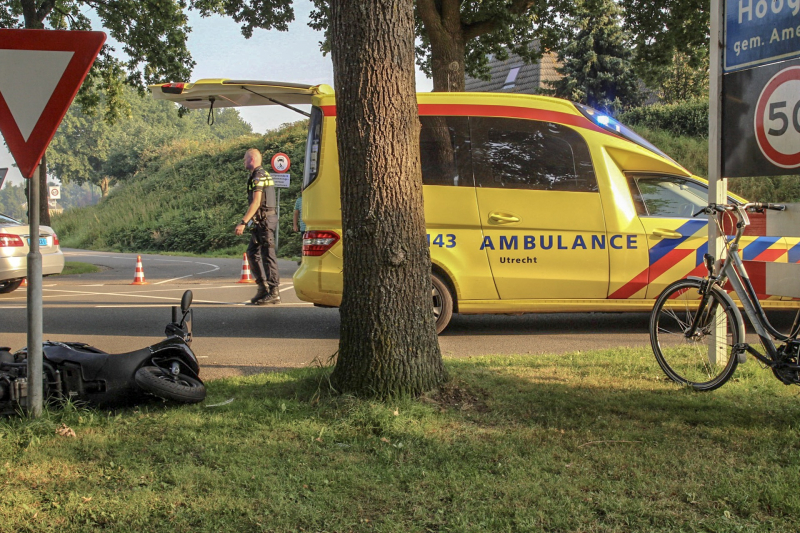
[0, 290, 205, 414]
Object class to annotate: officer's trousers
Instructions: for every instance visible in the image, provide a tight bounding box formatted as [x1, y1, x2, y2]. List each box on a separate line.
[247, 214, 280, 289]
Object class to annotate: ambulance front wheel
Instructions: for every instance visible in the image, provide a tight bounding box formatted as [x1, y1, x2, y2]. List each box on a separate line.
[432, 273, 453, 334]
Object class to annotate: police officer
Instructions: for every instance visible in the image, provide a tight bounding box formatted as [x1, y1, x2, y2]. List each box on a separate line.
[235, 148, 280, 305]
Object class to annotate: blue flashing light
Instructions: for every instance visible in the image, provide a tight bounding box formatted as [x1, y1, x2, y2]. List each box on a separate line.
[572, 102, 680, 167]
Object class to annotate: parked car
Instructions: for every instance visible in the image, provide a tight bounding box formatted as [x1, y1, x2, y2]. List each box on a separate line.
[0, 213, 64, 293]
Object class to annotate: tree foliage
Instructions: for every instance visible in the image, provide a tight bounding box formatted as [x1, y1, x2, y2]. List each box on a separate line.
[647, 51, 709, 105]
[621, 0, 709, 89]
[1, 0, 296, 119]
[48, 86, 252, 196]
[0, 181, 28, 221]
[311, 0, 570, 92]
[549, 0, 642, 114]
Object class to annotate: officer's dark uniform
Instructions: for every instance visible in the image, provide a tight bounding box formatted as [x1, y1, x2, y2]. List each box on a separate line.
[246, 166, 280, 299]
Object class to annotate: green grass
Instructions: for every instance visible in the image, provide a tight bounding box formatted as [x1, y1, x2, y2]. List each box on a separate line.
[57, 262, 101, 276]
[2, 348, 800, 532]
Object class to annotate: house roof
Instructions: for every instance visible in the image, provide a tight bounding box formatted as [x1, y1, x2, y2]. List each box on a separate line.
[464, 51, 561, 94]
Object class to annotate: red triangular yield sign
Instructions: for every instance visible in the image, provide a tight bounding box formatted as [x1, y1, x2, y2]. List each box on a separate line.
[0, 29, 105, 178]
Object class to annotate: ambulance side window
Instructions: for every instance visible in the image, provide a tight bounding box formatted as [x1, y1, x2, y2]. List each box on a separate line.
[627, 174, 708, 218]
[471, 117, 597, 192]
[419, 116, 473, 186]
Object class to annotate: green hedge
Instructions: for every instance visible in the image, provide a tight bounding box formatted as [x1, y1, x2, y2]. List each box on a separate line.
[620, 99, 709, 138]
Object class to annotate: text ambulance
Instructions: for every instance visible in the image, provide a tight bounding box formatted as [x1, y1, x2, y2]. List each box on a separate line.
[152, 80, 800, 333]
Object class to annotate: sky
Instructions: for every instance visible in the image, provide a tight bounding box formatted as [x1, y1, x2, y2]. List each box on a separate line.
[0, 0, 433, 187]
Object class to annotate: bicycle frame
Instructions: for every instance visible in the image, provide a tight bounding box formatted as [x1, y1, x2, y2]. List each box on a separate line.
[696, 203, 798, 366]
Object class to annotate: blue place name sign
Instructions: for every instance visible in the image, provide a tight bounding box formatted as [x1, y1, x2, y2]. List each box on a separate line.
[726, 0, 800, 71]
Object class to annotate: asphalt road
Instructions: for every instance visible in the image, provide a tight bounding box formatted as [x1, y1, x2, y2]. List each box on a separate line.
[9, 248, 783, 381]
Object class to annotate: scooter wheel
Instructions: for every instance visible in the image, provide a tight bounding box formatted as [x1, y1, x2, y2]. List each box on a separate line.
[134, 366, 206, 404]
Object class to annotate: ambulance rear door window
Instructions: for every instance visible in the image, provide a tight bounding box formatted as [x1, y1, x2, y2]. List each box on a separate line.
[419, 116, 473, 186]
[471, 117, 597, 192]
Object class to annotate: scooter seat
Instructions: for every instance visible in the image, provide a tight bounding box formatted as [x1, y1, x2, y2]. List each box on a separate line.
[42, 342, 112, 381]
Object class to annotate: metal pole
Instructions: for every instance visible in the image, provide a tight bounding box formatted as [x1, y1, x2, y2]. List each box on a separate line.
[709, 0, 729, 365]
[26, 164, 43, 417]
[276, 189, 281, 253]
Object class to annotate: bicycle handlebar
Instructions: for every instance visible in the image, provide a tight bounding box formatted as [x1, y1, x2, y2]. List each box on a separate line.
[749, 202, 786, 212]
[692, 202, 786, 217]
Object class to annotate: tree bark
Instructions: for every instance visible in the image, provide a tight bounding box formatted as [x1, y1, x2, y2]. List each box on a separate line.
[329, 0, 447, 397]
[417, 0, 467, 92]
[39, 153, 50, 226]
[99, 176, 110, 198]
[429, 28, 467, 92]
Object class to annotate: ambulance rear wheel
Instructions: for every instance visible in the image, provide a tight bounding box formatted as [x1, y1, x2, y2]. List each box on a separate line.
[432, 273, 453, 334]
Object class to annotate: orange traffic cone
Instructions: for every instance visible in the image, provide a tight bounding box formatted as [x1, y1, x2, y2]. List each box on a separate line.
[131, 255, 148, 285]
[237, 253, 255, 283]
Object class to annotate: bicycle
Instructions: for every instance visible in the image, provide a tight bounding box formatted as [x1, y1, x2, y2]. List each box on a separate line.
[649, 202, 800, 391]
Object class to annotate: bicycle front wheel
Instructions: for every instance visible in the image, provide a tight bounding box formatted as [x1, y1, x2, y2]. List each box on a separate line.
[650, 278, 744, 391]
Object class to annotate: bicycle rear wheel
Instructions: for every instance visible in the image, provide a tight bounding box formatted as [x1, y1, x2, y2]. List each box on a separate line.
[650, 278, 744, 391]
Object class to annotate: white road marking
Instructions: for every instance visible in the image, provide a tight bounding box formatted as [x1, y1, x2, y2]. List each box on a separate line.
[153, 274, 194, 285]
[64, 251, 222, 283]
[92, 302, 313, 308]
[43, 288, 201, 302]
[5, 282, 298, 303]
[44, 284, 262, 294]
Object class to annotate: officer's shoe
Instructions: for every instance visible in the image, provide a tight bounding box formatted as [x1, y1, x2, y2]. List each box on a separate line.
[250, 283, 269, 305]
[257, 285, 281, 305]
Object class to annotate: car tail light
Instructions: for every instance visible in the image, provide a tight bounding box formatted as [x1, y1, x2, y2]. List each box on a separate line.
[161, 82, 185, 94]
[303, 231, 340, 256]
[0, 233, 24, 247]
[52, 233, 59, 246]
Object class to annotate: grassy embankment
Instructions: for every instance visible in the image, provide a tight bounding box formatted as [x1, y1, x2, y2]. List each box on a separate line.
[2, 348, 800, 532]
[52, 122, 308, 259]
[631, 127, 800, 202]
[58, 262, 100, 276]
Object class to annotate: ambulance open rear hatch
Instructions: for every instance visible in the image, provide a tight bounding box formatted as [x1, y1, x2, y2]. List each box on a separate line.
[151, 79, 333, 114]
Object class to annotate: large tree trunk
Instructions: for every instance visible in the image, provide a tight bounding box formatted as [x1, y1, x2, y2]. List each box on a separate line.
[39, 153, 50, 226]
[329, 0, 447, 397]
[429, 31, 467, 92]
[418, 0, 467, 92]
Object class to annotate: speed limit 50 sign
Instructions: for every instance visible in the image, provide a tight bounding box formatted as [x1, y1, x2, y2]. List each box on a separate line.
[723, 58, 800, 177]
[754, 66, 800, 169]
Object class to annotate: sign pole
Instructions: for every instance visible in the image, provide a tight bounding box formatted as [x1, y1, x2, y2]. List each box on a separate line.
[26, 164, 43, 417]
[270, 154, 291, 256]
[709, 0, 729, 364]
[276, 189, 281, 253]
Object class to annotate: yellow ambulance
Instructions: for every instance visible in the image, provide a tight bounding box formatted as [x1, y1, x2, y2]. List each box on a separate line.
[152, 80, 800, 333]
